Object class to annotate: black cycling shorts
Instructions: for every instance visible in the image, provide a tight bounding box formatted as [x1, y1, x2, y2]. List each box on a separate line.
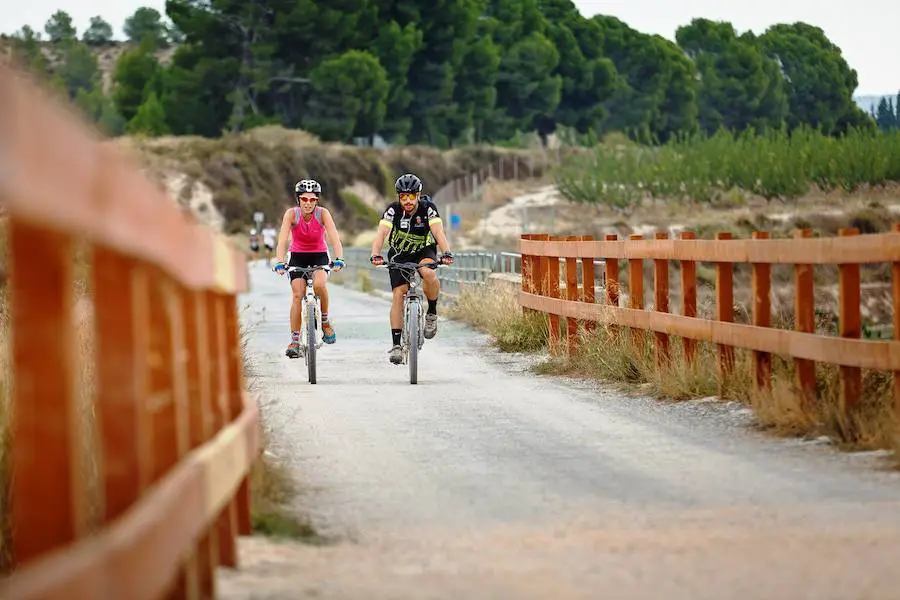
[288, 251, 330, 282]
[387, 245, 437, 289]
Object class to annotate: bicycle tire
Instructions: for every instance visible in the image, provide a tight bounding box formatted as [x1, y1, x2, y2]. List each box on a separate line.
[408, 300, 419, 385]
[307, 298, 317, 384]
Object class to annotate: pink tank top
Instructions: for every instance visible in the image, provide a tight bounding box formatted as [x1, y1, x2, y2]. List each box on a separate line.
[289, 207, 328, 253]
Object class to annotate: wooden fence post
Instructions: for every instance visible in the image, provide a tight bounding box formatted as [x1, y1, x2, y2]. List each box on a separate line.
[892, 223, 900, 425]
[653, 232, 670, 365]
[751, 231, 772, 389]
[680, 231, 697, 365]
[534, 233, 550, 298]
[147, 270, 180, 484]
[520, 234, 534, 315]
[8, 221, 86, 566]
[224, 299, 253, 536]
[547, 235, 564, 353]
[146, 270, 198, 597]
[165, 274, 201, 598]
[184, 289, 219, 598]
[207, 292, 238, 569]
[628, 234, 644, 348]
[715, 232, 735, 389]
[565, 235, 580, 356]
[838, 228, 862, 413]
[529, 233, 550, 342]
[605, 234, 619, 308]
[93, 250, 150, 526]
[793, 228, 816, 405]
[581, 235, 596, 333]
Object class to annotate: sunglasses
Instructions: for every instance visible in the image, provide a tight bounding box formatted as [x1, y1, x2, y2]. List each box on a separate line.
[297, 196, 318, 203]
[398, 192, 417, 202]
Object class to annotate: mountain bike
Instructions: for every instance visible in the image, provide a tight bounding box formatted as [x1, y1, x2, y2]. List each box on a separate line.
[284, 263, 332, 384]
[376, 259, 444, 384]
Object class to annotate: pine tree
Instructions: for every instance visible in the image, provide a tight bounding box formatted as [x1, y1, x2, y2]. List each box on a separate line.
[126, 91, 170, 136]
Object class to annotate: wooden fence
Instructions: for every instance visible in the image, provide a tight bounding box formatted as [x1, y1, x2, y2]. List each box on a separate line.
[0, 64, 258, 597]
[518, 229, 900, 413]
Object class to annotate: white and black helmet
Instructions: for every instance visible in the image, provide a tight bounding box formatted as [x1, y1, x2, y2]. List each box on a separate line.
[294, 179, 322, 195]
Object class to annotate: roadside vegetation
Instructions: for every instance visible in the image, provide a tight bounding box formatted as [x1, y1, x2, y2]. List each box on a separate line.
[448, 282, 900, 464]
[556, 126, 900, 212]
[239, 318, 326, 544]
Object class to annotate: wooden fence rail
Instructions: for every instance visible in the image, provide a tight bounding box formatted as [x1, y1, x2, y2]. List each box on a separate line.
[0, 64, 257, 598]
[518, 228, 900, 414]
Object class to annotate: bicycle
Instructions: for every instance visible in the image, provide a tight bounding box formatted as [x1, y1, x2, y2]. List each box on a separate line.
[375, 259, 445, 384]
[281, 263, 332, 384]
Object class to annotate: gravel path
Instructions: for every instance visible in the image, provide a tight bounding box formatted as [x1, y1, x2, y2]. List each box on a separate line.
[220, 261, 900, 599]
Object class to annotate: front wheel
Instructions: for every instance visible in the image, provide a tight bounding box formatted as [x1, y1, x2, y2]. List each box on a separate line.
[306, 297, 317, 384]
[407, 301, 420, 384]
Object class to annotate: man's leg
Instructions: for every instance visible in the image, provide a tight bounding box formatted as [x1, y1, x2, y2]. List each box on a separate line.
[286, 276, 306, 358]
[388, 263, 409, 363]
[313, 269, 336, 343]
[418, 255, 440, 339]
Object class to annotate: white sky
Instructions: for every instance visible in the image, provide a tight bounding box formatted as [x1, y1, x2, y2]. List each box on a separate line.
[1, 0, 895, 95]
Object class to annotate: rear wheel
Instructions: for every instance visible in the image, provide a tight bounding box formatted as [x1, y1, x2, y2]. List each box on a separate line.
[306, 297, 317, 384]
[407, 301, 419, 384]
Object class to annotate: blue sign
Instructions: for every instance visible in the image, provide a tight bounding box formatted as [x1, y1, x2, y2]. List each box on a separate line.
[450, 214, 461, 230]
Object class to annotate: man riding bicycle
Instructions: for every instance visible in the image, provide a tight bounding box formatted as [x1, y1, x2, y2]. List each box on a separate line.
[273, 179, 346, 358]
[370, 173, 454, 364]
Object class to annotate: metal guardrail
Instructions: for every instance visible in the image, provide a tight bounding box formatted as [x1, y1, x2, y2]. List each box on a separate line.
[338, 247, 604, 297]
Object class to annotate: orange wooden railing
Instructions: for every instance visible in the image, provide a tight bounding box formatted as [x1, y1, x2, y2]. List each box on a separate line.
[519, 228, 900, 412]
[0, 64, 258, 598]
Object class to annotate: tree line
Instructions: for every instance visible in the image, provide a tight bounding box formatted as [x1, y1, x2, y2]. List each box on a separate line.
[6, 1, 878, 147]
[873, 95, 900, 132]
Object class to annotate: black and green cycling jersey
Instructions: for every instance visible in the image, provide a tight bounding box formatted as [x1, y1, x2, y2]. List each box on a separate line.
[379, 196, 442, 255]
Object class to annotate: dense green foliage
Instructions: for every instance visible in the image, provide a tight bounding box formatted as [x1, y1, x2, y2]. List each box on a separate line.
[6, 3, 883, 148]
[556, 127, 900, 210]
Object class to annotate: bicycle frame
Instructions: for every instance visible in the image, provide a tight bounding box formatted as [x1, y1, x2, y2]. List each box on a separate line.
[285, 265, 329, 354]
[378, 260, 442, 365]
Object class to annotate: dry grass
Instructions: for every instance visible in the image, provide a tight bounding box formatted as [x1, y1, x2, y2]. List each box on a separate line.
[446, 282, 548, 353]
[238, 313, 325, 543]
[449, 283, 900, 463]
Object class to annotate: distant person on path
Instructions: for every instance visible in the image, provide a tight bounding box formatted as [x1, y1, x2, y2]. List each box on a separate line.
[262, 222, 277, 266]
[370, 173, 454, 364]
[249, 227, 260, 259]
[273, 179, 346, 358]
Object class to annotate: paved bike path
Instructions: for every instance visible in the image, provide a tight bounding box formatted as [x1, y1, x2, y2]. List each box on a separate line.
[221, 260, 900, 599]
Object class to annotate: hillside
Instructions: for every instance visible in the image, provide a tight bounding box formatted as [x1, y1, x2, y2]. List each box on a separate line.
[117, 126, 554, 240]
[0, 35, 175, 94]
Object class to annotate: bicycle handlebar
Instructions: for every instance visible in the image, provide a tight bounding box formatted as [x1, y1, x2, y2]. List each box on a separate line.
[285, 262, 333, 273]
[374, 260, 444, 271]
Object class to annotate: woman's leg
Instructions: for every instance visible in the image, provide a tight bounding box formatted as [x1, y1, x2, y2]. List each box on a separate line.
[314, 268, 336, 343]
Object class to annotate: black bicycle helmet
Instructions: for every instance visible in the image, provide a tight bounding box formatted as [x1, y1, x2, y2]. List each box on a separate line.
[395, 173, 423, 194]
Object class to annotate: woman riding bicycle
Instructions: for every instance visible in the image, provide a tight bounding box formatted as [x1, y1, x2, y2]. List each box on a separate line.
[273, 179, 345, 359]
